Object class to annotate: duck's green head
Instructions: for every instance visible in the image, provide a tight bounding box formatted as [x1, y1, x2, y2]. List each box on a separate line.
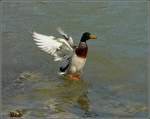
[80, 32, 96, 42]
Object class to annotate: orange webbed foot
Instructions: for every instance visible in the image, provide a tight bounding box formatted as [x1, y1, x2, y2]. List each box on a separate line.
[67, 74, 80, 80]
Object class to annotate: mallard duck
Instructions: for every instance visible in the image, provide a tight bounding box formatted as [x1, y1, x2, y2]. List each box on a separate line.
[32, 28, 96, 80]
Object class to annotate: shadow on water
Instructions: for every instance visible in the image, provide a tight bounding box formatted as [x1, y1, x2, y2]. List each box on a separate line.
[3, 71, 99, 118]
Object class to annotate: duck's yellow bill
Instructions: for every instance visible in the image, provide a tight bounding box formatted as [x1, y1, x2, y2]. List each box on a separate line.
[89, 34, 96, 40]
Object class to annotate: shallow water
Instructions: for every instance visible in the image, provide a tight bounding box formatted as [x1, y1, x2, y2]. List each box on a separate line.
[1, 1, 148, 118]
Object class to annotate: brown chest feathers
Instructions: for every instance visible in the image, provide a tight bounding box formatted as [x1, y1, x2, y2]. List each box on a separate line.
[75, 42, 88, 58]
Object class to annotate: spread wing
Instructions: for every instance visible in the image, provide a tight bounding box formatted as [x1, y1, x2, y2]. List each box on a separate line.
[32, 32, 74, 61]
[57, 27, 74, 47]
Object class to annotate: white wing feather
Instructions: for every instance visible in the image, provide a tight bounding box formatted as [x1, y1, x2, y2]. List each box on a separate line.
[57, 27, 74, 47]
[32, 32, 73, 61]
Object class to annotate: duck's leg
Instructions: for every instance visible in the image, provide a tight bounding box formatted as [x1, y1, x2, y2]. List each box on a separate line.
[67, 74, 80, 80]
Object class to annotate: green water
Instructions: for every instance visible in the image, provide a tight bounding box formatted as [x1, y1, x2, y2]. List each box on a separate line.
[1, 1, 148, 118]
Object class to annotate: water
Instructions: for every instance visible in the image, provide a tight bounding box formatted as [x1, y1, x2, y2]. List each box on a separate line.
[1, 1, 148, 118]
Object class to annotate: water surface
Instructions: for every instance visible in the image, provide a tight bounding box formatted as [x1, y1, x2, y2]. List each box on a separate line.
[2, 1, 148, 118]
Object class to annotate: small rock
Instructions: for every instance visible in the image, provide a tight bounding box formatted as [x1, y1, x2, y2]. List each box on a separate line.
[9, 109, 23, 117]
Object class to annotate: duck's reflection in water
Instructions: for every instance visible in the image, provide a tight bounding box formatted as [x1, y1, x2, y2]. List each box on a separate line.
[48, 77, 94, 117]
[77, 93, 90, 112]
[15, 72, 96, 117]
